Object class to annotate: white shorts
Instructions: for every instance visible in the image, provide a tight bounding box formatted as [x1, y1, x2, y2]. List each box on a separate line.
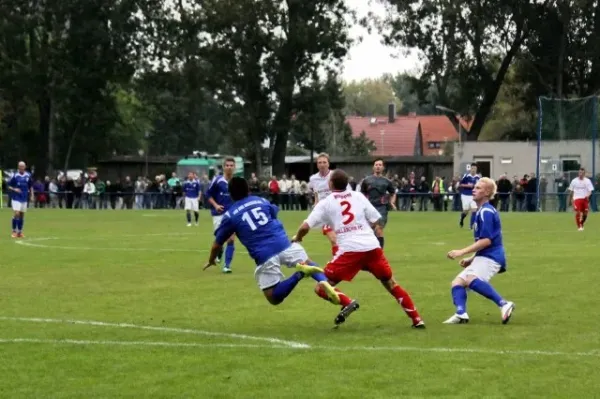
[461, 194, 477, 211]
[212, 215, 223, 232]
[12, 200, 27, 213]
[254, 243, 309, 290]
[457, 256, 501, 282]
[184, 197, 199, 212]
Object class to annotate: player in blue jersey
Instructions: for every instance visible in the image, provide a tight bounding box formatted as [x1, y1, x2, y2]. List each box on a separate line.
[206, 157, 236, 273]
[458, 164, 480, 229]
[7, 161, 34, 238]
[445, 177, 515, 324]
[183, 172, 201, 226]
[203, 177, 342, 306]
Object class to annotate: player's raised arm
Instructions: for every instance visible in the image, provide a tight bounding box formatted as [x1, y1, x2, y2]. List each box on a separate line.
[293, 200, 327, 242]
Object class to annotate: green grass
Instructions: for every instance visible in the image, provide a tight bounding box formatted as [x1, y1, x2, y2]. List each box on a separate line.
[0, 209, 598, 398]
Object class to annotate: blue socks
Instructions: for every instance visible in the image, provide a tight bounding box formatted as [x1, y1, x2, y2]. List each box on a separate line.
[194, 212, 199, 222]
[224, 242, 235, 267]
[186, 212, 191, 223]
[451, 285, 468, 315]
[469, 213, 476, 229]
[12, 217, 24, 232]
[469, 278, 506, 307]
[271, 272, 304, 303]
[305, 260, 327, 282]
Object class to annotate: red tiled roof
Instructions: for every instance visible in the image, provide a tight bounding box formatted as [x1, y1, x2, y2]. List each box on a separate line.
[418, 115, 460, 156]
[346, 116, 421, 156]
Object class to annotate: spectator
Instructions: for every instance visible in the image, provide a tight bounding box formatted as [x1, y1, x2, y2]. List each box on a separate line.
[417, 176, 430, 211]
[496, 175, 512, 212]
[555, 173, 568, 212]
[269, 176, 280, 205]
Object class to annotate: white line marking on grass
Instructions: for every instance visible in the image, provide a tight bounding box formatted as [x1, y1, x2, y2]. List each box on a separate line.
[0, 337, 598, 358]
[15, 238, 203, 252]
[0, 338, 289, 349]
[13, 236, 329, 255]
[0, 317, 310, 349]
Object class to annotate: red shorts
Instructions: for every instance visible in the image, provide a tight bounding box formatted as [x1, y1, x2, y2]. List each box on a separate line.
[322, 225, 333, 235]
[574, 198, 589, 212]
[324, 248, 392, 283]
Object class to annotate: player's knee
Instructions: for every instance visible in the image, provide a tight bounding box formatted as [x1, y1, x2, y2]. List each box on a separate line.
[380, 277, 395, 290]
[263, 290, 282, 305]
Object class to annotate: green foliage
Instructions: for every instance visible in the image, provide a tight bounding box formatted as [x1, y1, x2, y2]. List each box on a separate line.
[378, 0, 548, 140]
[0, 0, 167, 172]
[342, 77, 402, 116]
[198, 0, 353, 175]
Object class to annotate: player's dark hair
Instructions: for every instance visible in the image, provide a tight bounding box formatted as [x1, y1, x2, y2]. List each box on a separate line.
[229, 177, 249, 201]
[330, 169, 349, 190]
[223, 156, 236, 165]
[373, 158, 384, 165]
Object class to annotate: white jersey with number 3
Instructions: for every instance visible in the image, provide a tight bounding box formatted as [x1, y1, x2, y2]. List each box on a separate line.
[305, 190, 381, 253]
[569, 177, 594, 200]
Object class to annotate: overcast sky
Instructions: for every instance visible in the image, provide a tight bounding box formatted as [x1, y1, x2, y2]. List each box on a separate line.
[342, 0, 421, 82]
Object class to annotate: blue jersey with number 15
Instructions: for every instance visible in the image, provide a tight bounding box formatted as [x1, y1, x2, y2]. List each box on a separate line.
[215, 196, 291, 266]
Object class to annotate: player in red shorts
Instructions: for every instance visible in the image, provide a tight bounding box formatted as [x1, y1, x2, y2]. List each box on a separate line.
[307, 153, 351, 255]
[293, 169, 425, 328]
[568, 167, 594, 231]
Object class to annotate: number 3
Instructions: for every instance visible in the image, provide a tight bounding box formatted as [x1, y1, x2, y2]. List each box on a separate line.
[340, 200, 355, 225]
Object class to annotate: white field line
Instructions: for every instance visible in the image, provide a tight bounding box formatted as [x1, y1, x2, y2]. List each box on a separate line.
[0, 336, 599, 358]
[14, 236, 329, 254]
[0, 316, 309, 349]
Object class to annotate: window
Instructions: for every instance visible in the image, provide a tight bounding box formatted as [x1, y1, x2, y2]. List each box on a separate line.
[500, 157, 512, 164]
[428, 142, 441, 149]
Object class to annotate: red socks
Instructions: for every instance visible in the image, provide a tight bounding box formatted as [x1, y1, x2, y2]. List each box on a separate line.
[575, 212, 582, 228]
[315, 285, 352, 307]
[390, 285, 422, 324]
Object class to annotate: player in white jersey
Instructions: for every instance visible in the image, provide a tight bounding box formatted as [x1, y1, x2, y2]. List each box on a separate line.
[307, 152, 352, 256]
[568, 167, 594, 231]
[293, 169, 425, 328]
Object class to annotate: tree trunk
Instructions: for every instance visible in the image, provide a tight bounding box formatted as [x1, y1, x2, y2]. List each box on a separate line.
[556, 0, 570, 139]
[63, 120, 81, 171]
[47, 95, 56, 175]
[466, 36, 525, 140]
[38, 94, 51, 175]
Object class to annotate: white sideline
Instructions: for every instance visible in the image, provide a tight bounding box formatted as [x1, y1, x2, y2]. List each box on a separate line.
[0, 337, 598, 358]
[0, 316, 310, 349]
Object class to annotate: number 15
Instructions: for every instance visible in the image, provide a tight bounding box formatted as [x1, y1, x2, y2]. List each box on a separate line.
[242, 207, 268, 231]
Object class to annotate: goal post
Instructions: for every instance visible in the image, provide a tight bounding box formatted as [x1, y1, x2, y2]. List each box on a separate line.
[536, 95, 599, 211]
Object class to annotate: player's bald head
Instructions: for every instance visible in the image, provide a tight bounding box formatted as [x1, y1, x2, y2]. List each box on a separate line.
[17, 161, 26, 172]
[329, 169, 349, 190]
[229, 176, 249, 201]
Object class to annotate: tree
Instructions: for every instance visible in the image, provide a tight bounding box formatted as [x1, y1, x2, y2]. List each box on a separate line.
[0, 0, 167, 172]
[199, 0, 353, 176]
[378, 0, 551, 140]
[342, 77, 402, 116]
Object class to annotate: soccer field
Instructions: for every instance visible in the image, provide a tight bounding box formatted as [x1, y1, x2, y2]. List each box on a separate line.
[1, 210, 598, 398]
